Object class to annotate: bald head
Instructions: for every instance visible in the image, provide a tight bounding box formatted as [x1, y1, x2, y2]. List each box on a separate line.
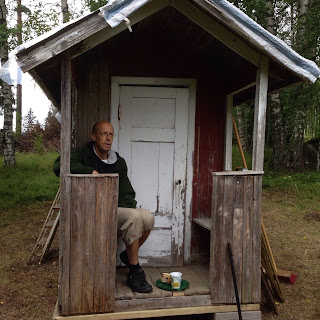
[92, 121, 114, 134]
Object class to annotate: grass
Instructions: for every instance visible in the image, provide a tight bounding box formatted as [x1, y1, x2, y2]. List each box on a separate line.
[0, 150, 319, 319]
[232, 145, 320, 205]
[0, 152, 60, 212]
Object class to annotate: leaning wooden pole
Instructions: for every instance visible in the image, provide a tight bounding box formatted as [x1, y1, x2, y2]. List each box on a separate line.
[232, 117, 248, 170]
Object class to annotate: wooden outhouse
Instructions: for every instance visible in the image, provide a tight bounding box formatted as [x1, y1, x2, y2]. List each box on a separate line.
[13, 0, 320, 319]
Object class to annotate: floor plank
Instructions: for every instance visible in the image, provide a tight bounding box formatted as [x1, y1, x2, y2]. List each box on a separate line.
[116, 265, 210, 301]
[115, 268, 134, 300]
[178, 266, 210, 296]
[190, 264, 210, 285]
[146, 267, 172, 298]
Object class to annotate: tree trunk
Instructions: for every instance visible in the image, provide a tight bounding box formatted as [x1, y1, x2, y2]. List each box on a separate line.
[16, 0, 22, 136]
[286, 0, 310, 170]
[61, 0, 69, 23]
[266, 0, 286, 168]
[0, 0, 15, 166]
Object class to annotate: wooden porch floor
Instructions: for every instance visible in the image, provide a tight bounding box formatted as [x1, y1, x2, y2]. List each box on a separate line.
[115, 264, 210, 300]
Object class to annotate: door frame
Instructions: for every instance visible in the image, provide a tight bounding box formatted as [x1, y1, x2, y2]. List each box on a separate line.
[111, 77, 196, 264]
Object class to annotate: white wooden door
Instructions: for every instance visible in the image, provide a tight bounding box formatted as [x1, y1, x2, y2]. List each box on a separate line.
[118, 86, 189, 266]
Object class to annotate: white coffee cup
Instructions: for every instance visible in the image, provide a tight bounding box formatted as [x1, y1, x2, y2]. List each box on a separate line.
[170, 272, 182, 289]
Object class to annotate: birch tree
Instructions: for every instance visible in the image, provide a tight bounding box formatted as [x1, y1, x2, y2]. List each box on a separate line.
[0, 0, 15, 166]
[16, 0, 22, 136]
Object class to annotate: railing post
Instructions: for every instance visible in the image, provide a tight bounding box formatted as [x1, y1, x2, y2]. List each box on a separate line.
[59, 174, 119, 315]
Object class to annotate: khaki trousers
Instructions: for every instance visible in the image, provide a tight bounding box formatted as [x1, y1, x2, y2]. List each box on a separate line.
[117, 207, 154, 246]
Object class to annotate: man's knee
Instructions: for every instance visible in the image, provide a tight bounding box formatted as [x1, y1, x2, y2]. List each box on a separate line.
[136, 208, 154, 231]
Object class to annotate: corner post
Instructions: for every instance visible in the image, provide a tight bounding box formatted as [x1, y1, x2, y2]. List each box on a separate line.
[59, 50, 72, 315]
[252, 56, 269, 171]
[224, 94, 233, 170]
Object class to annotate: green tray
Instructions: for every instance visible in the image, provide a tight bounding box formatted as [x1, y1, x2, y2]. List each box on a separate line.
[156, 279, 189, 291]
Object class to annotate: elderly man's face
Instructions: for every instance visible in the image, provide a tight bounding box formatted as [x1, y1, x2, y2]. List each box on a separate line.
[91, 122, 114, 155]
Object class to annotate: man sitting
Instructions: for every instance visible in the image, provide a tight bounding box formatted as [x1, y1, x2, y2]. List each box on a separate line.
[53, 121, 154, 293]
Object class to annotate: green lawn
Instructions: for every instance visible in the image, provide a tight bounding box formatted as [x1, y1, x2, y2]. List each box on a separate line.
[0, 152, 60, 212]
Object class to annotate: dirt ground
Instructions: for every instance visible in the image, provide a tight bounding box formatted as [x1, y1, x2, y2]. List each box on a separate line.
[0, 187, 319, 320]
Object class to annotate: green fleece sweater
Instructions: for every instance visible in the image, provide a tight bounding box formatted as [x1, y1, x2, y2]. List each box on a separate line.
[53, 142, 137, 208]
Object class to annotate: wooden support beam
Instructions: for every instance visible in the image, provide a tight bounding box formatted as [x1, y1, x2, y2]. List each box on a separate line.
[224, 95, 233, 171]
[59, 50, 72, 315]
[252, 57, 269, 171]
[171, 0, 260, 66]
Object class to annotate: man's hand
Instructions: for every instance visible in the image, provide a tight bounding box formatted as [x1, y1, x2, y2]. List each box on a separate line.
[92, 170, 99, 175]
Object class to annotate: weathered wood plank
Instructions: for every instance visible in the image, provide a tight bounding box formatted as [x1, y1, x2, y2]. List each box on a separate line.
[61, 175, 119, 315]
[241, 176, 254, 303]
[93, 179, 106, 312]
[231, 175, 244, 304]
[210, 175, 225, 301]
[224, 95, 233, 171]
[59, 175, 71, 315]
[17, 13, 107, 72]
[252, 176, 262, 302]
[69, 177, 84, 314]
[252, 57, 269, 171]
[115, 295, 213, 312]
[103, 176, 119, 311]
[189, 264, 210, 286]
[177, 266, 210, 296]
[210, 173, 263, 304]
[81, 178, 95, 312]
[59, 50, 72, 315]
[220, 176, 234, 303]
[54, 304, 260, 320]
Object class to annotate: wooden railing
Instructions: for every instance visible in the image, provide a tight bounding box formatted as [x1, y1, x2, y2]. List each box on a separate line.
[209, 171, 263, 304]
[193, 171, 263, 304]
[59, 174, 119, 316]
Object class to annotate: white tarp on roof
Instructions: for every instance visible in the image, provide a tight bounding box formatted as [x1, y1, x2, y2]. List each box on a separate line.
[0, 50, 23, 85]
[0, 15, 88, 86]
[99, 0, 151, 27]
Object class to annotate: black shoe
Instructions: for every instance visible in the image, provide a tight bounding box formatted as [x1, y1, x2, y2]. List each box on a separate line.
[127, 268, 153, 293]
[120, 250, 129, 266]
